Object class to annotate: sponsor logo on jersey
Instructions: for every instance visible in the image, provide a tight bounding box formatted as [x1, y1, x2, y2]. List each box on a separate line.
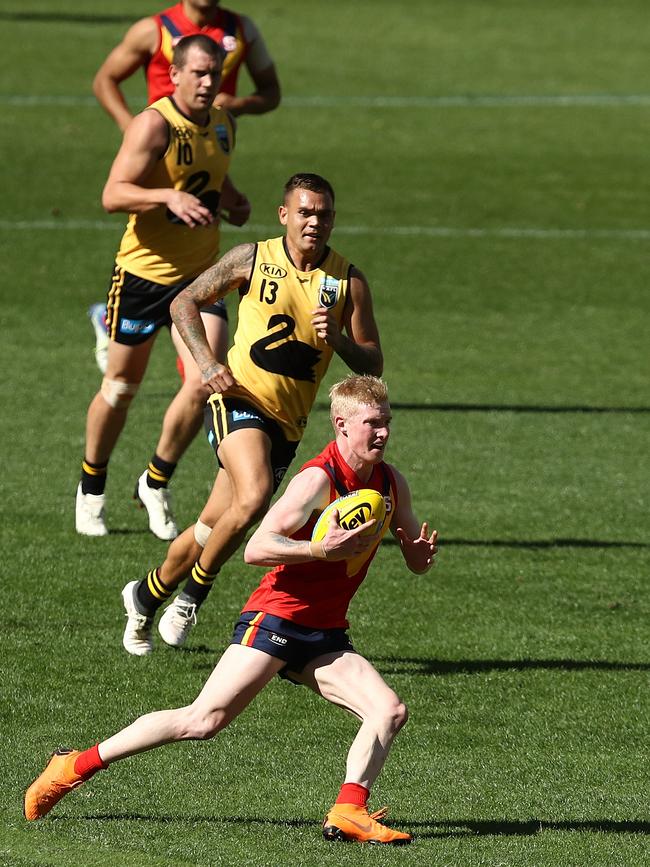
[232, 408, 259, 422]
[119, 318, 156, 335]
[214, 123, 231, 153]
[173, 126, 193, 142]
[269, 633, 288, 645]
[222, 35, 238, 53]
[261, 263, 288, 279]
[318, 276, 340, 308]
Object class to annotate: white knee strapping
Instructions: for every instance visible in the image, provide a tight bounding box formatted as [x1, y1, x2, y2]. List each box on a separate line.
[194, 519, 212, 548]
[101, 377, 140, 409]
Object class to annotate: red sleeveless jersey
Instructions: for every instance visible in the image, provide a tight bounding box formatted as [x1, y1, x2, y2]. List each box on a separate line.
[146, 3, 249, 103]
[243, 441, 398, 629]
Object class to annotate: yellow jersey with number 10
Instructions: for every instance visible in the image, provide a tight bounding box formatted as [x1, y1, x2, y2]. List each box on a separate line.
[224, 236, 351, 441]
[115, 97, 234, 286]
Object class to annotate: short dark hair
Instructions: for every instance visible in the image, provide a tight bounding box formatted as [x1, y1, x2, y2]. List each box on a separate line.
[283, 173, 335, 205]
[172, 34, 225, 69]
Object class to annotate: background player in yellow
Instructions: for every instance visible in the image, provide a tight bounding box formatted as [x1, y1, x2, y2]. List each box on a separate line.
[76, 35, 250, 541]
[88, 0, 281, 375]
[25, 375, 438, 846]
[119, 173, 384, 654]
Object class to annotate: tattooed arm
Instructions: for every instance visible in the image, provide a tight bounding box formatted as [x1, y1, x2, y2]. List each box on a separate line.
[170, 243, 255, 392]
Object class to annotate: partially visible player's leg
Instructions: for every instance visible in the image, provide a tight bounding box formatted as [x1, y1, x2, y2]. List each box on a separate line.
[156, 429, 274, 647]
[24, 644, 283, 820]
[121, 468, 233, 654]
[134, 310, 228, 540]
[88, 302, 109, 374]
[297, 651, 411, 845]
[76, 338, 155, 537]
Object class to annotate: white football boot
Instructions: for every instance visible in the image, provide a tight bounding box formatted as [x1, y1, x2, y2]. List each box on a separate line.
[121, 581, 154, 656]
[158, 597, 198, 647]
[88, 303, 109, 375]
[134, 471, 179, 541]
[75, 483, 108, 537]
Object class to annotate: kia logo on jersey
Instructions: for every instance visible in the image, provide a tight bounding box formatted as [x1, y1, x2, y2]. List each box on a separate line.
[261, 263, 288, 279]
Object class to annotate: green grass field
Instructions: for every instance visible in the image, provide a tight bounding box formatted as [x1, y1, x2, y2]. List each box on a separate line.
[2, 1, 649, 864]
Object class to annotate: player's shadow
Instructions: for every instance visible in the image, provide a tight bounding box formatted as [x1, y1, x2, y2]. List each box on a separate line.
[371, 656, 650, 676]
[0, 12, 135, 23]
[389, 401, 650, 414]
[408, 818, 650, 838]
[382, 536, 650, 550]
[313, 401, 650, 414]
[74, 814, 650, 836]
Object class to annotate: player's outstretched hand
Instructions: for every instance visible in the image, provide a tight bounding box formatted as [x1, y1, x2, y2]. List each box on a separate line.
[167, 190, 215, 227]
[395, 523, 438, 574]
[202, 361, 237, 394]
[320, 509, 376, 561]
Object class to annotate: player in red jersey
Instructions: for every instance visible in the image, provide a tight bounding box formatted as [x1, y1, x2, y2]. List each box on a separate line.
[93, 0, 280, 134]
[24, 375, 437, 844]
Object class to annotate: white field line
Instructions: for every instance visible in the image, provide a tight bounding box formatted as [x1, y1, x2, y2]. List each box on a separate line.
[2, 220, 650, 241]
[5, 93, 650, 108]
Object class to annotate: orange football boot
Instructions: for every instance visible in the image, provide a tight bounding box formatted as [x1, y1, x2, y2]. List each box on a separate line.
[323, 803, 411, 845]
[24, 748, 84, 820]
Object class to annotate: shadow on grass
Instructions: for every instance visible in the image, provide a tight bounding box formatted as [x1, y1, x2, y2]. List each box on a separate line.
[71, 814, 650, 836]
[0, 12, 135, 23]
[389, 402, 650, 414]
[440, 537, 650, 550]
[381, 536, 650, 550]
[411, 818, 650, 838]
[312, 401, 650, 414]
[372, 656, 650, 675]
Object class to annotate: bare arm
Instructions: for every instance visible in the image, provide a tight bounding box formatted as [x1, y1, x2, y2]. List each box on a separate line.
[92, 18, 158, 133]
[219, 174, 251, 227]
[214, 18, 281, 117]
[244, 468, 375, 565]
[215, 63, 281, 117]
[170, 243, 255, 390]
[389, 467, 438, 574]
[101, 109, 215, 227]
[311, 266, 383, 375]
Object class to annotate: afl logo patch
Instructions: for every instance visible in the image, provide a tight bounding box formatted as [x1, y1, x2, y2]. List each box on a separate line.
[318, 276, 340, 308]
[214, 123, 231, 153]
[260, 263, 288, 279]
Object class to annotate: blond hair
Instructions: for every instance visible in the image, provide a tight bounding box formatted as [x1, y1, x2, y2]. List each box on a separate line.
[329, 375, 389, 429]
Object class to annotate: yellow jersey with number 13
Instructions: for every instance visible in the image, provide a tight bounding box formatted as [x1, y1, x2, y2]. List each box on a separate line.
[224, 236, 351, 441]
[115, 96, 234, 285]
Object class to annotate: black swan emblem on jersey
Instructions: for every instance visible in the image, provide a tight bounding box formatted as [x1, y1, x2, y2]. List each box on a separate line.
[250, 314, 321, 382]
[166, 171, 220, 223]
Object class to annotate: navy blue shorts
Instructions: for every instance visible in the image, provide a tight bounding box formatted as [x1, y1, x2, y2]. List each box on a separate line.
[231, 611, 355, 681]
[204, 395, 298, 491]
[106, 265, 227, 345]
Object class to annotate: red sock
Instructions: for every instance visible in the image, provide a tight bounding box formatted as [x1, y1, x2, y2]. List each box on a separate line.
[335, 782, 369, 806]
[73, 744, 109, 780]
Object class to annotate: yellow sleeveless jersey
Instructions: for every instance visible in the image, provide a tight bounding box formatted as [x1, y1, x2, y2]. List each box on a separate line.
[220, 236, 351, 441]
[115, 97, 234, 285]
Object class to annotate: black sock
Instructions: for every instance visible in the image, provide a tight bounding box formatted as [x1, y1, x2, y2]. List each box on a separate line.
[146, 454, 177, 490]
[182, 561, 219, 606]
[136, 568, 174, 614]
[81, 459, 108, 496]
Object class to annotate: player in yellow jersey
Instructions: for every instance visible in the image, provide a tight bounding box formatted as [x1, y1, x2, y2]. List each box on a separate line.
[119, 173, 384, 654]
[76, 34, 250, 541]
[88, 0, 281, 377]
